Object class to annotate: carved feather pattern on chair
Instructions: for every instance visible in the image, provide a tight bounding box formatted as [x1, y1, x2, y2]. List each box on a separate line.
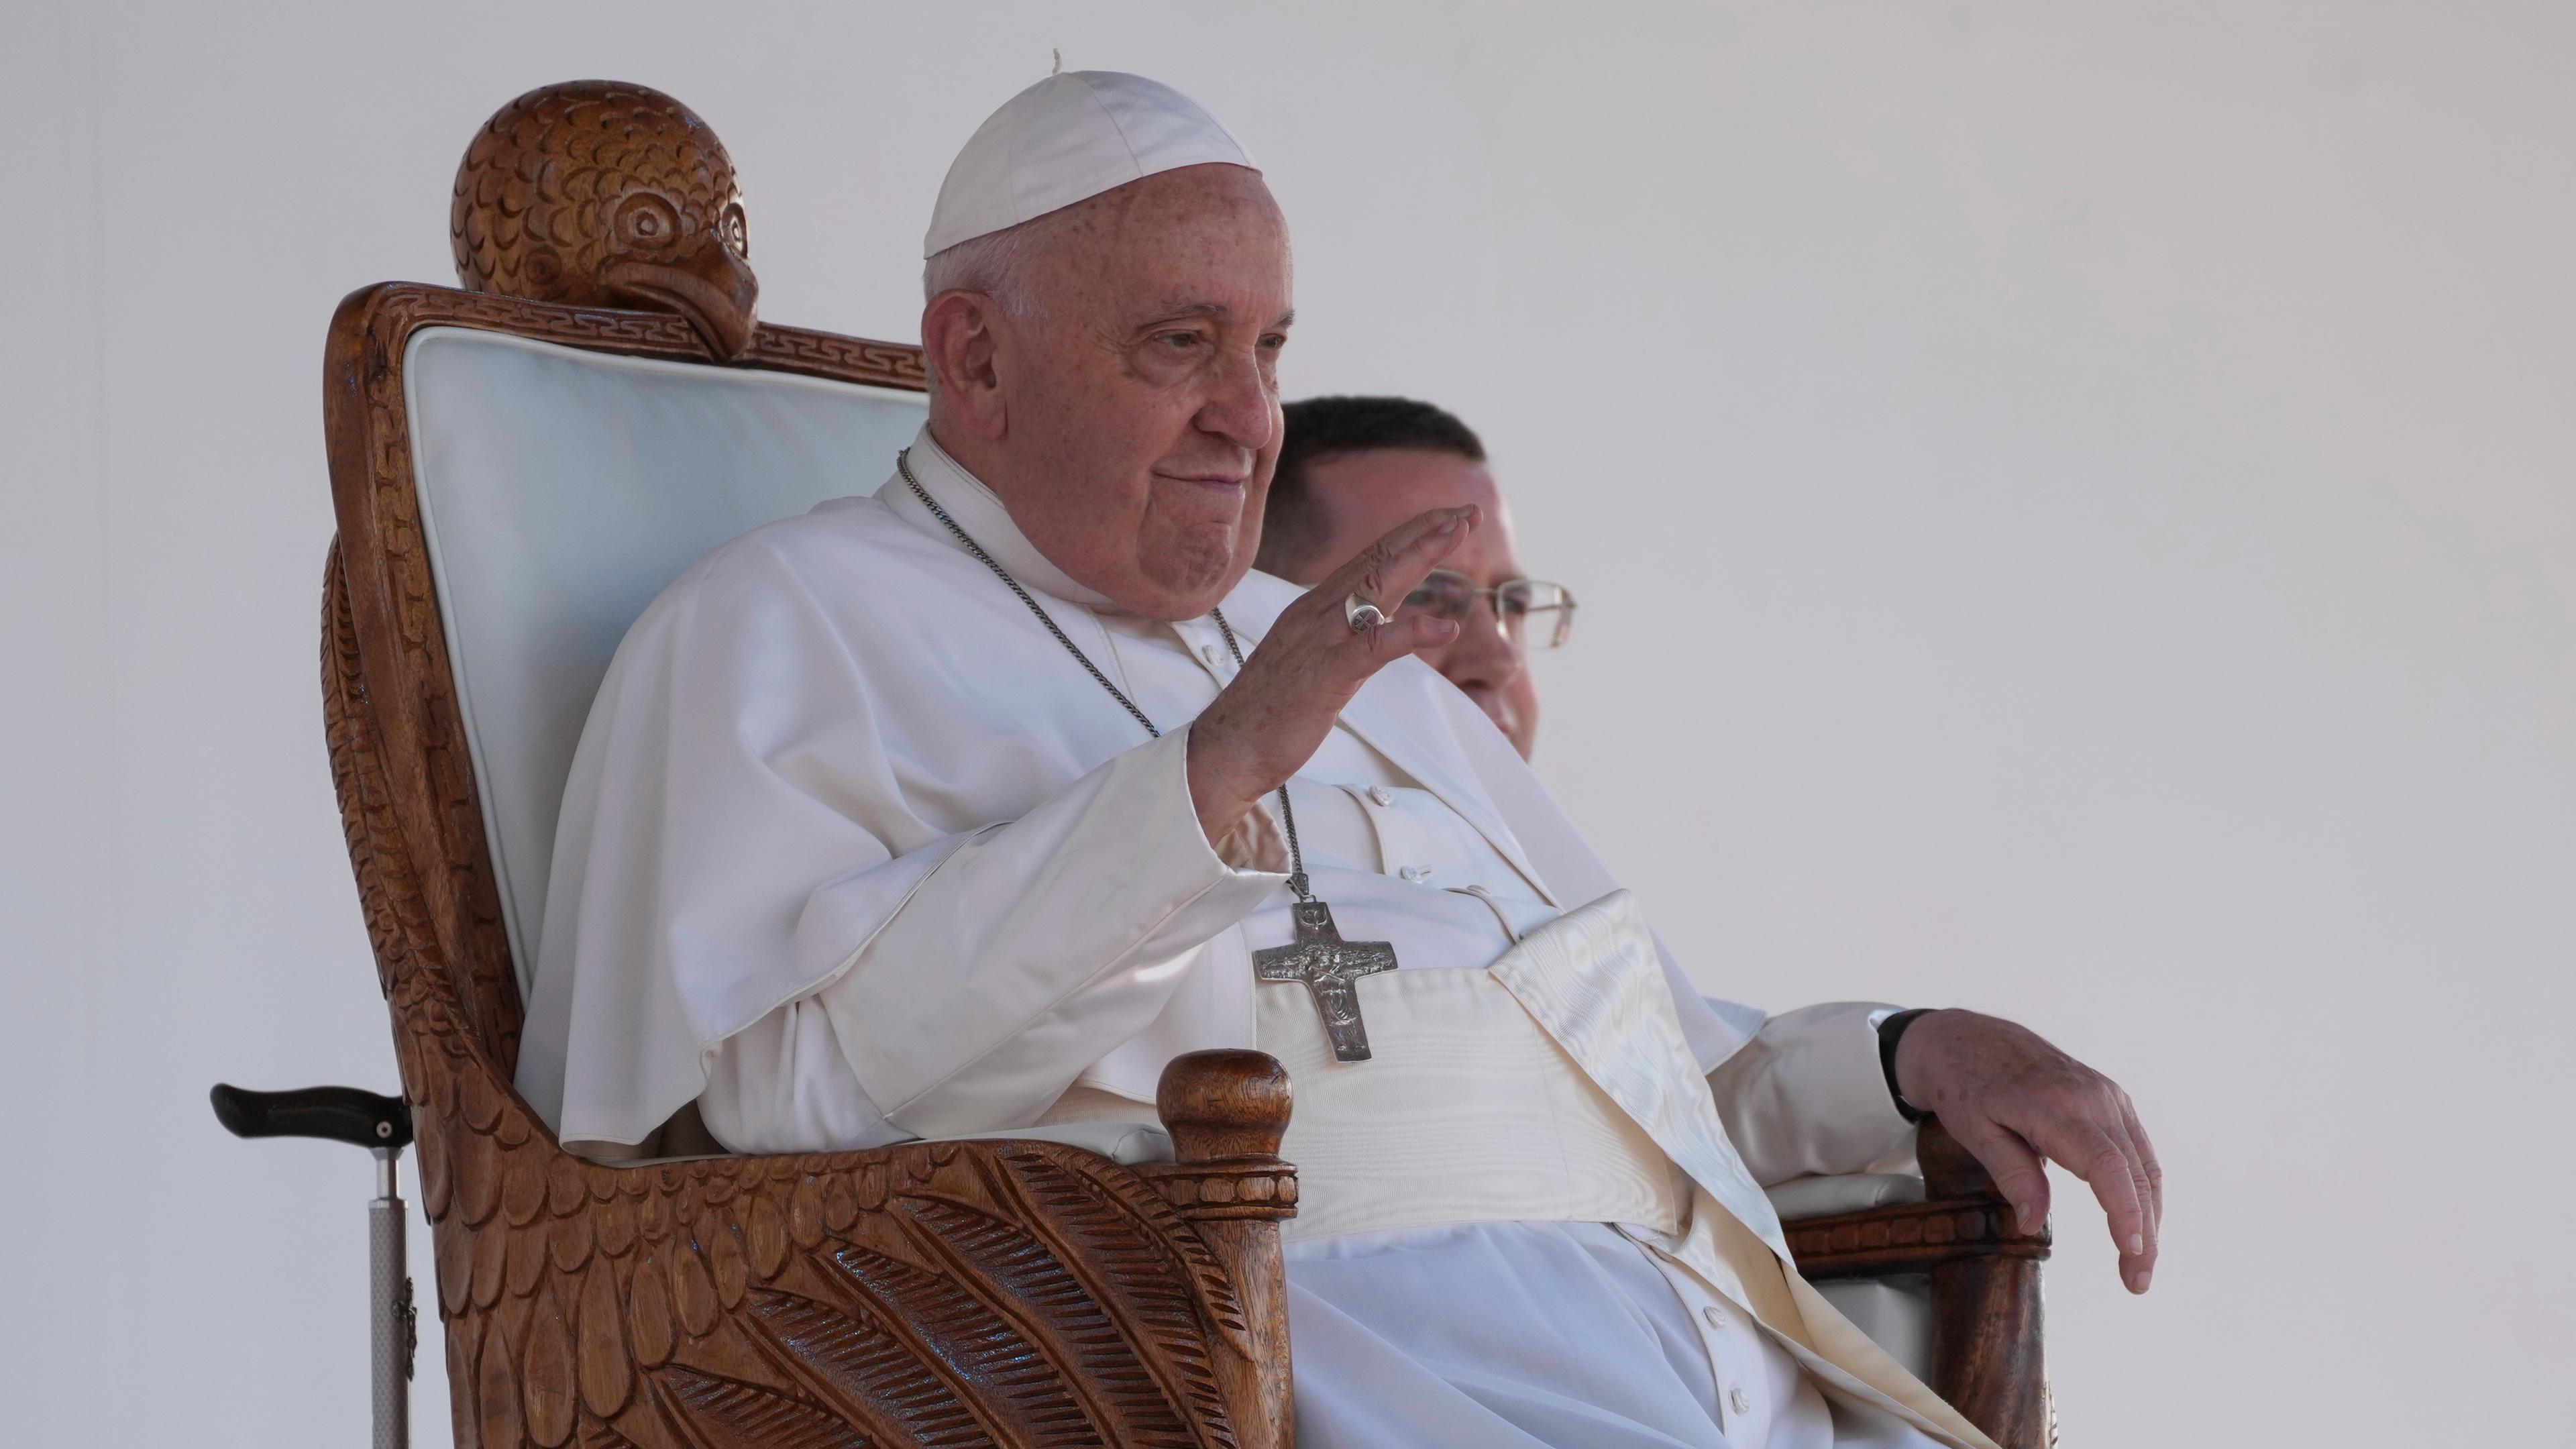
[319, 500, 1296, 1448]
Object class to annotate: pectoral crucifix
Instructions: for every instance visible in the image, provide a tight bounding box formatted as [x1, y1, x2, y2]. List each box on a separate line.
[1254, 899, 1397, 1062]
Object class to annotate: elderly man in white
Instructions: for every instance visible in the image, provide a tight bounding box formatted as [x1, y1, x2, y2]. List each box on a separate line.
[520, 72, 2160, 1449]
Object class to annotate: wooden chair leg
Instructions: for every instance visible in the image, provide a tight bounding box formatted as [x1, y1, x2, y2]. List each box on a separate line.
[1927, 1252, 2047, 1445]
[1919, 1121, 2051, 1447]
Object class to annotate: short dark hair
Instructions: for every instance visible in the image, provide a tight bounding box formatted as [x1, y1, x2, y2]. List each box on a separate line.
[1259, 396, 1486, 576]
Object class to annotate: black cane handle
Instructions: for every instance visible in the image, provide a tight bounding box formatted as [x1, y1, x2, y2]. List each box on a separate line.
[211, 1083, 413, 1150]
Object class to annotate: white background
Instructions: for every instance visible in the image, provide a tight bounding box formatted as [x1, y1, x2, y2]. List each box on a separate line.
[4, 3, 2570, 1444]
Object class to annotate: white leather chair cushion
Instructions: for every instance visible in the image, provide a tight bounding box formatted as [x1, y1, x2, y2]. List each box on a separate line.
[931, 1121, 1177, 1166]
[1764, 1171, 1925, 1220]
[402, 327, 927, 989]
[1766, 1173, 1933, 1378]
[1813, 1276, 1932, 1381]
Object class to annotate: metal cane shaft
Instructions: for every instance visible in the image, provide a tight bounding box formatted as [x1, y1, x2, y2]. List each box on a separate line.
[209, 1085, 416, 1449]
[370, 1148, 411, 1449]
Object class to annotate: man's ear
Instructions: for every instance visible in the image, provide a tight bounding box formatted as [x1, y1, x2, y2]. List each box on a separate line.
[921, 290, 1009, 441]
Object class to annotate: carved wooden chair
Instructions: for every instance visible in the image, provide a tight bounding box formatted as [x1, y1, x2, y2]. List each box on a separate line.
[224, 80, 2053, 1449]
[318, 270, 1304, 1446]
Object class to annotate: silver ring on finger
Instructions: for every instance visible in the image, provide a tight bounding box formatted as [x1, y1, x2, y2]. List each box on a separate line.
[1344, 592, 1391, 633]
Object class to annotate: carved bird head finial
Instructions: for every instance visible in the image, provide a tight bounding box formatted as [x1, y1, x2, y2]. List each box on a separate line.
[451, 80, 760, 358]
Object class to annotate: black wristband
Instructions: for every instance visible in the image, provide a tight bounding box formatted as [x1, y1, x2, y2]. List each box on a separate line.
[1876, 1008, 1935, 1124]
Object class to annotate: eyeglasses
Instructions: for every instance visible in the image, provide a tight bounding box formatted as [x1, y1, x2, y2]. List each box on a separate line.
[1401, 569, 1578, 649]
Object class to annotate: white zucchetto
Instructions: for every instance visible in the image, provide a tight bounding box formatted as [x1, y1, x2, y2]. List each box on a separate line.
[923, 70, 1260, 258]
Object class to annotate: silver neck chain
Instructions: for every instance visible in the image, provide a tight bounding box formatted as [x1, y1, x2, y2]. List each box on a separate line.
[898, 449, 1315, 901]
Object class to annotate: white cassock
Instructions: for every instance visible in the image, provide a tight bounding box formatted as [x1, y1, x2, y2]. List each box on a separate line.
[518, 428, 1993, 1449]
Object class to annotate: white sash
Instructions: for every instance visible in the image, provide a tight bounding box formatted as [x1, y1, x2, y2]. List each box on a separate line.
[1262, 957, 1690, 1244]
[1256, 889, 1998, 1449]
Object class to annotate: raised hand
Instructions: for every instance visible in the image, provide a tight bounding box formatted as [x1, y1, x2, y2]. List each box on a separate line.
[1187, 506, 1475, 842]
[1892, 1009, 2164, 1294]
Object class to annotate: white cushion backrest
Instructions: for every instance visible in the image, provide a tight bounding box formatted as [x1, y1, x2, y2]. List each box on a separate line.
[402, 327, 928, 989]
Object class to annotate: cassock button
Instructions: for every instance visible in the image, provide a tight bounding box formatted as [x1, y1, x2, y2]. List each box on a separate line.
[1727, 1386, 1753, 1417]
[1199, 642, 1222, 665]
[1701, 1305, 1728, 1330]
[1367, 786, 1394, 807]
[1399, 865, 1433, 883]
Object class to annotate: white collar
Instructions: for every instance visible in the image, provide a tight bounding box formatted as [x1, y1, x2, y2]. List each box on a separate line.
[882, 425, 1118, 610]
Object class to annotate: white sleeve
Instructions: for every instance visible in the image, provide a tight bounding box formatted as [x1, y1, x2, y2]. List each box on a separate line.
[697, 723, 1281, 1151]
[1704, 1000, 1917, 1185]
[816, 724, 1279, 1138]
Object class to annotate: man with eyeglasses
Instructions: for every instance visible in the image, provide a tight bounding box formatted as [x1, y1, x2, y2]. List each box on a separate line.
[1256, 396, 1574, 759]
